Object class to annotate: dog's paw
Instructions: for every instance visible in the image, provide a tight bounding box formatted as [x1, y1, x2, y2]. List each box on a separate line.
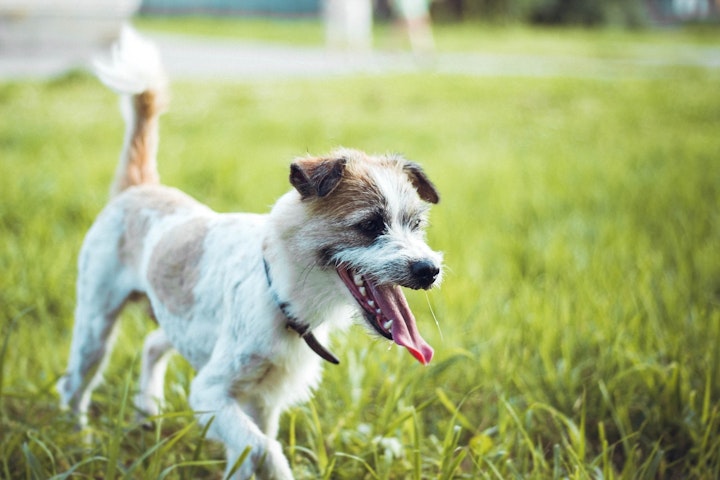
[228, 440, 294, 480]
[260, 440, 294, 480]
[135, 412, 156, 431]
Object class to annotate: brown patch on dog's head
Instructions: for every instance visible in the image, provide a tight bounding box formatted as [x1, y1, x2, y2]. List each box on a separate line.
[284, 149, 439, 267]
[290, 150, 439, 206]
[402, 161, 439, 204]
[290, 156, 347, 199]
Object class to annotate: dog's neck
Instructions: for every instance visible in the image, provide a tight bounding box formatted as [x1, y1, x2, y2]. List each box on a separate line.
[262, 257, 340, 365]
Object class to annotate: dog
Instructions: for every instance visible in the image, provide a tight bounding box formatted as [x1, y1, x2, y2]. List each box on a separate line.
[56, 27, 442, 479]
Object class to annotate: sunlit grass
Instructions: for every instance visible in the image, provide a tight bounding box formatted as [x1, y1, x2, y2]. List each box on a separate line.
[1, 28, 720, 479]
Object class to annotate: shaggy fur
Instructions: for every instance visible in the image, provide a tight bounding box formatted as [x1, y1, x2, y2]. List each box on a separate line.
[57, 27, 442, 479]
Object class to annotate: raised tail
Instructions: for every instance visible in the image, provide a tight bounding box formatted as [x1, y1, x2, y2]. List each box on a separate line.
[94, 26, 168, 197]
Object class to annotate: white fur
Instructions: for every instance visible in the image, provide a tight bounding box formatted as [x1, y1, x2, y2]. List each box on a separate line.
[93, 25, 166, 95]
[57, 27, 442, 480]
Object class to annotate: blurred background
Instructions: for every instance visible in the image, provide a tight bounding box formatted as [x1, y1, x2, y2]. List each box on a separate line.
[2, 1, 720, 479]
[1, 0, 719, 78]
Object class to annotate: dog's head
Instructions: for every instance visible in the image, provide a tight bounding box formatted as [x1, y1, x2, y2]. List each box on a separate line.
[288, 149, 442, 365]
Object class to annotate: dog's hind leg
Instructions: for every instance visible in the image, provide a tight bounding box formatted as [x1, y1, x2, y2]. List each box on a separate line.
[57, 228, 137, 427]
[134, 328, 173, 419]
[57, 297, 126, 427]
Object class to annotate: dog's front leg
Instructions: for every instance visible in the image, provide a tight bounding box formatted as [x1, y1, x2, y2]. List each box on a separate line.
[224, 440, 292, 480]
[190, 357, 294, 480]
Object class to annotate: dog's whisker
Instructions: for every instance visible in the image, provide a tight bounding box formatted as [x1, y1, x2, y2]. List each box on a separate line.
[425, 291, 443, 342]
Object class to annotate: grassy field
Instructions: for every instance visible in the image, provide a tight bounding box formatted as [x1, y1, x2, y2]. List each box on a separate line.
[2, 20, 720, 479]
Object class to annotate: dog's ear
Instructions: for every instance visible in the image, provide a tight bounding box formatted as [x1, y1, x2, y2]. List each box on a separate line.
[290, 157, 347, 199]
[403, 162, 440, 204]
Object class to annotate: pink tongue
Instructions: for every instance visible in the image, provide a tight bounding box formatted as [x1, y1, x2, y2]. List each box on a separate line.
[368, 283, 434, 365]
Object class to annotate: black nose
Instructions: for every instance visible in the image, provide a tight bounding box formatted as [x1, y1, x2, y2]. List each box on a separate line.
[411, 260, 440, 289]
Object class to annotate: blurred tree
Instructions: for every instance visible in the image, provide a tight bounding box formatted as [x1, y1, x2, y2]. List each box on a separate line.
[529, 0, 647, 26]
[430, 0, 649, 26]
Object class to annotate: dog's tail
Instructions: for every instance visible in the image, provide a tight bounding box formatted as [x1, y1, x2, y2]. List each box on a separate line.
[94, 25, 169, 197]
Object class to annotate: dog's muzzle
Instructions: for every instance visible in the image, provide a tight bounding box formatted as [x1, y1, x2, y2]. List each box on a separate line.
[337, 263, 437, 365]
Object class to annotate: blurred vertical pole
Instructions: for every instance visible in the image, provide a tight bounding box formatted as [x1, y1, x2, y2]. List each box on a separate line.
[391, 0, 435, 55]
[324, 0, 373, 51]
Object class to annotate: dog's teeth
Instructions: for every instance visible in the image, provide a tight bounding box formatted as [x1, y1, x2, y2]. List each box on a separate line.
[367, 300, 375, 308]
[383, 320, 393, 330]
[376, 308, 382, 315]
[353, 274, 363, 287]
[359, 286, 366, 297]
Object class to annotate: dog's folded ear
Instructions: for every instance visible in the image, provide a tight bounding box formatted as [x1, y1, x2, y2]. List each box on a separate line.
[290, 157, 347, 199]
[403, 162, 440, 204]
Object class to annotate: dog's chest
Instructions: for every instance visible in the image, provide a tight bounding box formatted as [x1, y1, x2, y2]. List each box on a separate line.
[231, 338, 325, 409]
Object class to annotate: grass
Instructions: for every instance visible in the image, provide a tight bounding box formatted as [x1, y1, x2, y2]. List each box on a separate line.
[2, 21, 720, 479]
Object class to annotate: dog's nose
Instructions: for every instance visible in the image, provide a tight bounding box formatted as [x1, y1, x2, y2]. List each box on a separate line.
[411, 260, 440, 289]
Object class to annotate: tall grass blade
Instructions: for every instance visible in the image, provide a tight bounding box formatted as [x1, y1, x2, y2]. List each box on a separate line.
[412, 408, 422, 480]
[501, 398, 547, 471]
[552, 443, 561, 480]
[106, 370, 133, 479]
[49, 456, 107, 480]
[435, 388, 473, 431]
[21, 442, 46, 480]
[308, 400, 328, 472]
[0, 308, 30, 410]
[158, 460, 225, 479]
[224, 446, 251, 480]
[321, 455, 336, 480]
[146, 417, 198, 477]
[287, 409, 297, 472]
[25, 431, 55, 475]
[334, 452, 378, 479]
[183, 414, 214, 480]
[123, 423, 188, 478]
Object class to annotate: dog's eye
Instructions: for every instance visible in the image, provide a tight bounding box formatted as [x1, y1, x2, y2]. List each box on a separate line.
[357, 216, 386, 237]
[410, 218, 424, 231]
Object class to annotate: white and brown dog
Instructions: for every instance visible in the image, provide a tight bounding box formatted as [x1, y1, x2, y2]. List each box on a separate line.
[57, 27, 442, 479]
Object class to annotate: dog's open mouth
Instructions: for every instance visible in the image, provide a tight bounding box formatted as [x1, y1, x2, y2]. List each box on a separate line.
[337, 265, 434, 365]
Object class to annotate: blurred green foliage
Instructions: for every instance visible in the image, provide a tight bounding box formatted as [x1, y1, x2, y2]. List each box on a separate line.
[1, 24, 720, 479]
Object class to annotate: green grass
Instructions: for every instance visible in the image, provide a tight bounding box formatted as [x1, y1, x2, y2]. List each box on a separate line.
[2, 26, 720, 479]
